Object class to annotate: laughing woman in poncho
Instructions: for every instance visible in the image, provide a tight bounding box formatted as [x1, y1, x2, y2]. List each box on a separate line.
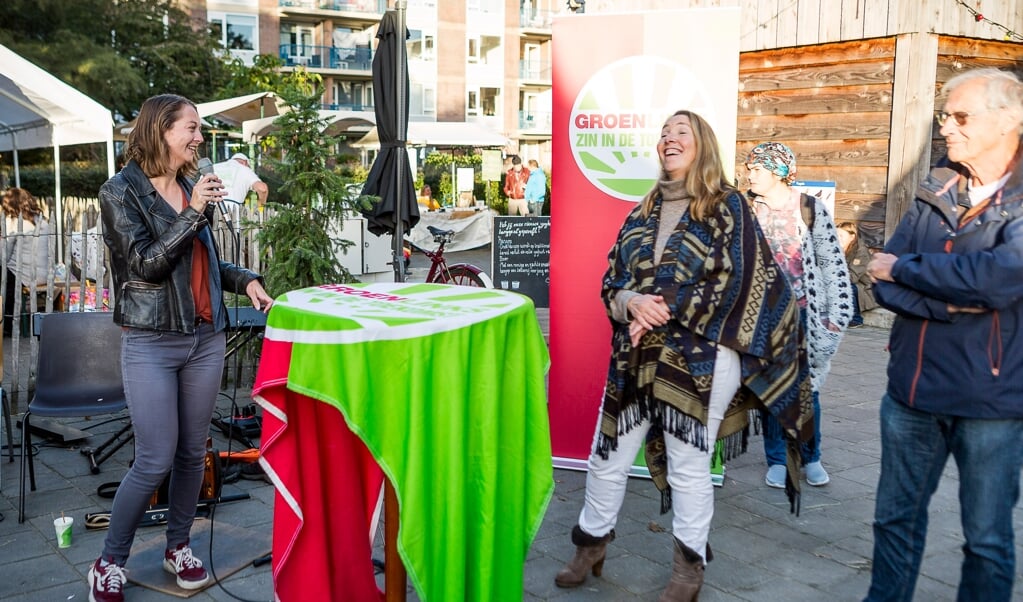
[554, 110, 813, 601]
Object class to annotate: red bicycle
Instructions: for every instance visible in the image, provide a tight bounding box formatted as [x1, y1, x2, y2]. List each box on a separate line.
[411, 225, 492, 287]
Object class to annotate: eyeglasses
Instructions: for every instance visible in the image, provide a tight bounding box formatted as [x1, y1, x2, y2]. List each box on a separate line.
[935, 110, 989, 127]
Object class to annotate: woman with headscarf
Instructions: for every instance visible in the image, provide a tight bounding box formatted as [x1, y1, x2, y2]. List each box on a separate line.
[745, 142, 854, 489]
[554, 111, 812, 600]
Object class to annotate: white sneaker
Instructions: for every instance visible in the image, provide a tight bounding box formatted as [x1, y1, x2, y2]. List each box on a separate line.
[765, 464, 786, 489]
[805, 461, 830, 486]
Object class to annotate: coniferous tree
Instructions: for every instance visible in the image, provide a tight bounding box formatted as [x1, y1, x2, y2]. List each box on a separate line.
[256, 70, 369, 295]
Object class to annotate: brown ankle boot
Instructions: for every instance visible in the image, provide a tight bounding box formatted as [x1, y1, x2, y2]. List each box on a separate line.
[554, 525, 616, 588]
[658, 537, 705, 601]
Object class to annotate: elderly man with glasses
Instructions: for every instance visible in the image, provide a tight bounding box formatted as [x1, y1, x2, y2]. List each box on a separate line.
[864, 68, 1023, 602]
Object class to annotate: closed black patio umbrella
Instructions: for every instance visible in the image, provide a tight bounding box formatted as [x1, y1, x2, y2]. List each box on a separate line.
[360, 7, 419, 282]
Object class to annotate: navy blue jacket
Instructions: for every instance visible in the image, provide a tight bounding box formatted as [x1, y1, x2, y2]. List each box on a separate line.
[876, 147, 1023, 418]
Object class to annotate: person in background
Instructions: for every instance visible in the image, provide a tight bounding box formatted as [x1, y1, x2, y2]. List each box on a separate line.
[3, 187, 52, 334]
[745, 141, 853, 490]
[864, 68, 1023, 602]
[503, 155, 530, 216]
[836, 221, 876, 327]
[88, 94, 273, 602]
[211, 152, 268, 222]
[555, 110, 811, 599]
[525, 159, 547, 216]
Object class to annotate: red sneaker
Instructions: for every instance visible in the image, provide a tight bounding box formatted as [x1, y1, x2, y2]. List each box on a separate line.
[88, 558, 126, 602]
[163, 542, 210, 590]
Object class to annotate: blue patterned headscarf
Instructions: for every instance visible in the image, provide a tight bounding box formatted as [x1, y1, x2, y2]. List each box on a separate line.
[746, 142, 797, 185]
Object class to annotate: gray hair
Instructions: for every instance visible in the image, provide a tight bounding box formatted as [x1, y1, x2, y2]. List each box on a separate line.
[944, 68, 1023, 133]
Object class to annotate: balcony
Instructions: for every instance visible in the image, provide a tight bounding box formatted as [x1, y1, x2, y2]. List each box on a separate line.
[279, 0, 386, 14]
[279, 45, 373, 73]
[519, 111, 551, 134]
[322, 102, 374, 112]
[519, 59, 552, 85]
[519, 8, 554, 31]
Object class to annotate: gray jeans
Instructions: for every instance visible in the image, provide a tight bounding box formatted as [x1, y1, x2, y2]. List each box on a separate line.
[101, 323, 226, 564]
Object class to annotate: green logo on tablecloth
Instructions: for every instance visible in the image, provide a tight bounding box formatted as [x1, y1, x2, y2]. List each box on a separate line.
[268, 283, 527, 343]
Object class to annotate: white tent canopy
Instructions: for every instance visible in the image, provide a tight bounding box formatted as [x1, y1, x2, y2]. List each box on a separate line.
[196, 92, 287, 128]
[0, 43, 115, 255]
[241, 110, 376, 143]
[352, 121, 508, 149]
[0, 44, 115, 155]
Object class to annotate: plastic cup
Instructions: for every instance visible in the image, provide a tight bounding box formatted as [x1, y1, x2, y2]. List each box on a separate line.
[54, 516, 73, 548]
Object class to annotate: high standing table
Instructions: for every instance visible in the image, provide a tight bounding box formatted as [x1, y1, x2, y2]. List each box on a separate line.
[253, 282, 553, 602]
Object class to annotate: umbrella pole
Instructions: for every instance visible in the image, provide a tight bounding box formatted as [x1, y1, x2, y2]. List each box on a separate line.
[385, 5, 409, 602]
[392, 1, 408, 283]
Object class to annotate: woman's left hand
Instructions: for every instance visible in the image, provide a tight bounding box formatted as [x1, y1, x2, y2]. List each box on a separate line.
[823, 319, 841, 333]
[245, 280, 274, 313]
[629, 320, 648, 347]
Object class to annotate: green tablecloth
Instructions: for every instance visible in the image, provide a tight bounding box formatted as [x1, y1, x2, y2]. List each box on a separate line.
[258, 282, 553, 601]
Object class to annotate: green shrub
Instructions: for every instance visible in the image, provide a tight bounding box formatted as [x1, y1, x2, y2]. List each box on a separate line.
[10, 163, 109, 198]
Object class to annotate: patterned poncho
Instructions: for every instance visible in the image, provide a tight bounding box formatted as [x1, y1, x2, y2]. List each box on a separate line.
[600, 190, 813, 512]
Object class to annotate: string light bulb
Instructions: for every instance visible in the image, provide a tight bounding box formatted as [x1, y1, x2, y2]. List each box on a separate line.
[954, 0, 1023, 41]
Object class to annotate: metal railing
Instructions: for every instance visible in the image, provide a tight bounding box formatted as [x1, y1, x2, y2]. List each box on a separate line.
[519, 8, 555, 29]
[519, 59, 552, 81]
[279, 44, 373, 72]
[279, 0, 387, 13]
[518, 110, 552, 132]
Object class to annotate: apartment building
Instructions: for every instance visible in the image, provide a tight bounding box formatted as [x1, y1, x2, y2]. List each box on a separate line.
[197, 0, 565, 167]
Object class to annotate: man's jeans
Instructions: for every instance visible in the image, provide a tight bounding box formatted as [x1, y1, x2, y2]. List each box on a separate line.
[865, 394, 1023, 602]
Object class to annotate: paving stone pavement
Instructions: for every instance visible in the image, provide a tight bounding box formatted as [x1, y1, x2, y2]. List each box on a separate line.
[2, 286, 1022, 600]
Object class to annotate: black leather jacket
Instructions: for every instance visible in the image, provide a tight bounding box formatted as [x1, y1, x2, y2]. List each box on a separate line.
[99, 160, 261, 333]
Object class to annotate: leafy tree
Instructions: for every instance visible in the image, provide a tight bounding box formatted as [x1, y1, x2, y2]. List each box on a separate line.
[422, 152, 489, 207]
[256, 70, 369, 295]
[218, 54, 285, 99]
[0, 0, 228, 120]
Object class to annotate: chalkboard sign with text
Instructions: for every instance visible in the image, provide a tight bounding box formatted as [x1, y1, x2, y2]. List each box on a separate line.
[492, 216, 550, 307]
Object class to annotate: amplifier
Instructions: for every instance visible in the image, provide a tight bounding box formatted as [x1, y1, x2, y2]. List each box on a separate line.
[225, 306, 267, 331]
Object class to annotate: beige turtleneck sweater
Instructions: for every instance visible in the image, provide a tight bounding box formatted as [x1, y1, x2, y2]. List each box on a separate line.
[610, 178, 690, 323]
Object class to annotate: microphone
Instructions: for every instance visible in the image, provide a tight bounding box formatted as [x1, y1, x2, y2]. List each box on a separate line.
[197, 157, 233, 230]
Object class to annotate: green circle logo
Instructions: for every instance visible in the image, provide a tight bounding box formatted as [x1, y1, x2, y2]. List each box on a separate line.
[570, 56, 718, 202]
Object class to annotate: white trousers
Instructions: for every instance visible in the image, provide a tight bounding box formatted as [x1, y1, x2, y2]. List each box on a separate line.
[507, 197, 529, 216]
[578, 347, 741, 562]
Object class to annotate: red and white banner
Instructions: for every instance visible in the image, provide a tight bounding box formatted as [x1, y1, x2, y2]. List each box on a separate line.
[549, 8, 741, 466]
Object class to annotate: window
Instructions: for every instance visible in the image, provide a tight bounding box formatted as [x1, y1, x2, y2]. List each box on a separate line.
[467, 89, 479, 116]
[281, 25, 314, 59]
[480, 87, 499, 117]
[412, 83, 436, 116]
[210, 13, 257, 51]
[467, 37, 480, 63]
[424, 86, 435, 114]
[523, 43, 540, 79]
[408, 30, 435, 61]
[333, 81, 373, 111]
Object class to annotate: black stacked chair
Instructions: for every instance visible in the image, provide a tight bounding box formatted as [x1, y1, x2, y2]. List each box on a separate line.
[18, 312, 127, 523]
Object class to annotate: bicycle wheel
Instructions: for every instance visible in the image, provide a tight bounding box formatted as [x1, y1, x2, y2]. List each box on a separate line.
[439, 264, 488, 287]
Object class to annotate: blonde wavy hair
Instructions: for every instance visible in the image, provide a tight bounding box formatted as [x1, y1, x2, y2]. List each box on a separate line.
[638, 110, 737, 221]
